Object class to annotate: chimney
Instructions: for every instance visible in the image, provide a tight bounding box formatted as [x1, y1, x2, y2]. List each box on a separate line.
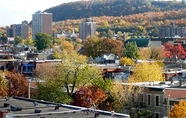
[0, 110, 10, 118]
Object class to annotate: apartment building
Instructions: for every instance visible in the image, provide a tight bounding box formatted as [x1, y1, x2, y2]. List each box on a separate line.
[6, 21, 29, 39]
[124, 80, 186, 118]
[158, 23, 186, 38]
[32, 11, 52, 39]
[79, 18, 96, 40]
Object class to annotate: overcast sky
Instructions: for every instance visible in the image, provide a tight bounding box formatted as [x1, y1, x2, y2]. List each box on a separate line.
[0, 0, 81, 27]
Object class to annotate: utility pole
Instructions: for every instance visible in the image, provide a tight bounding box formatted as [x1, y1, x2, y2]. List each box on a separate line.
[167, 95, 170, 118]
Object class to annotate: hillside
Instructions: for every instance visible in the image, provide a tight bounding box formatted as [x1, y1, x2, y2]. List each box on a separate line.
[44, 0, 186, 22]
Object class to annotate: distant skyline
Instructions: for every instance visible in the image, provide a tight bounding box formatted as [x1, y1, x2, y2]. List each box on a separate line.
[0, 0, 82, 27]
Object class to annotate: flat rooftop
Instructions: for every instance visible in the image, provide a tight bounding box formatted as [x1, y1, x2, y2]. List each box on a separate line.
[0, 97, 130, 118]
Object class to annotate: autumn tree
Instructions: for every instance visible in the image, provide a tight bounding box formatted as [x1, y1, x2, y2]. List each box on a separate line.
[138, 48, 151, 60]
[57, 50, 102, 96]
[120, 57, 135, 66]
[164, 43, 186, 60]
[61, 40, 74, 51]
[83, 36, 101, 58]
[0, 71, 8, 98]
[83, 36, 123, 58]
[36, 63, 73, 103]
[35, 32, 53, 50]
[36, 50, 103, 103]
[73, 86, 107, 108]
[24, 37, 35, 46]
[170, 100, 186, 117]
[53, 40, 74, 59]
[150, 46, 165, 60]
[123, 42, 139, 59]
[101, 37, 123, 57]
[128, 62, 164, 82]
[109, 81, 147, 117]
[5, 70, 28, 97]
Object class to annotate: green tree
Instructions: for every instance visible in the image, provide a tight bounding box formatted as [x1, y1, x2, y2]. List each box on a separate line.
[36, 50, 103, 104]
[14, 36, 24, 46]
[35, 32, 53, 50]
[0, 34, 7, 44]
[57, 50, 102, 96]
[123, 42, 139, 59]
[91, 78, 113, 92]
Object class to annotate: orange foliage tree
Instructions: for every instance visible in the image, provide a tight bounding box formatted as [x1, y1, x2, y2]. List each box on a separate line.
[5, 70, 28, 97]
[164, 43, 186, 60]
[170, 100, 186, 117]
[73, 86, 107, 108]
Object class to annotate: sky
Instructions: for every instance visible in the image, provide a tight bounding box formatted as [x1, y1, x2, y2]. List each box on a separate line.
[0, 0, 81, 27]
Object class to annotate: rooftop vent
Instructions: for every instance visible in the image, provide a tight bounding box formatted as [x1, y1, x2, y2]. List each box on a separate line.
[55, 105, 60, 110]
[4, 103, 9, 107]
[5, 97, 10, 101]
[35, 109, 41, 113]
[10, 105, 22, 111]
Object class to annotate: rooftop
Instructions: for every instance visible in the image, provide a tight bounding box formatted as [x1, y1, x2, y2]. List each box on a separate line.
[0, 97, 130, 118]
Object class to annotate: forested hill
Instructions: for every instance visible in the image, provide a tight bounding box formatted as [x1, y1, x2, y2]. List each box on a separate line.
[44, 0, 186, 22]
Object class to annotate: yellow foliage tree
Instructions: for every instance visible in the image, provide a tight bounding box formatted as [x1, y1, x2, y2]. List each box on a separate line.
[61, 40, 74, 51]
[24, 37, 35, 46]
[119, 57, 135, 66]
[0, 72, 8, 98]
[170, 100, 186, 118]
[110, 81, 146, 117]
[128, 62, 164, 82]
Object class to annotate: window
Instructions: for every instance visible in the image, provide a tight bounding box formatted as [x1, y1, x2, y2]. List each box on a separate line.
[132, 94, 134, 102]
[155, 95, 160, 106]
[147, 94, 151, 106]
[140, 94, 144, 102]
[155, 112, 160, 118]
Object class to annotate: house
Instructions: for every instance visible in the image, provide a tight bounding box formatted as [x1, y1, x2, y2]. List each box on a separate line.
[0, 97, 130, 118]
[94, 54, 119, 64]
[122, 80, 186, 118]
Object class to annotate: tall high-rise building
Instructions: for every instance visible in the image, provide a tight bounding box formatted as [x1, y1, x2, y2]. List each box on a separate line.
[79, 18, 96, 40]
[32, 11, 52, 39]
